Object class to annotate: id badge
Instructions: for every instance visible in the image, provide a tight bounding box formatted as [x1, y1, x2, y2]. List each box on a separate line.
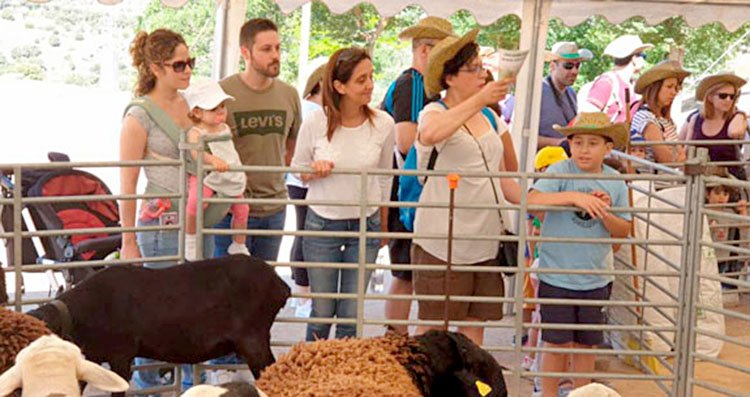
[159, 211, 178, 226]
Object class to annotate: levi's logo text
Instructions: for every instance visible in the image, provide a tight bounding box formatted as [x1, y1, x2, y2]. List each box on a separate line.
[234, 110, 287, 136]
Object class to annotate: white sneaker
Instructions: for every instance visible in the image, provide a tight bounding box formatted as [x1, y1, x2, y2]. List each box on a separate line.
[185, 234, 198, 261]
[227, 242, 251, 256]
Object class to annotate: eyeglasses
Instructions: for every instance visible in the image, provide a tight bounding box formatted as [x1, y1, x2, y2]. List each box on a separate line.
[716, 93, 736, 100]
[162, 57, 195, 73]
[559, 61, 581, 70]
[459, 64, 486, 75]
[634, 53, 647, 60]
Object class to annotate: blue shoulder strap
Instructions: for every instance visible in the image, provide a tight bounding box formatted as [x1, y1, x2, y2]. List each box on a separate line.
[481, 107, 499, 132]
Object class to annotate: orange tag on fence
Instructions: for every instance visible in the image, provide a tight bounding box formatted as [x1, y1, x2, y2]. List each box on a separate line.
[447, 174, 460, 190]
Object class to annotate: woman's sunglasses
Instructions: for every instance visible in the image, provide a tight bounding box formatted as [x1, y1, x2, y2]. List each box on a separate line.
[162, 57, 195, 73]
[716, 93, 736, 100]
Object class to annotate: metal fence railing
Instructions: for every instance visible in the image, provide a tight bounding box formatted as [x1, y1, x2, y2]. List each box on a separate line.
[1, 144, 748, 396]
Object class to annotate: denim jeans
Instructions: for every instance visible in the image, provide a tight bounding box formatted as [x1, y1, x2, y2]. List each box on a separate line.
[213, 209, 286, 261]
[133, 218, 211, 393]
[210, 209, 287, 366]
[303, 209, 380, 341]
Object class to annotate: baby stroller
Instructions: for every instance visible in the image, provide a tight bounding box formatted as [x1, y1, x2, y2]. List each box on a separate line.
[1, 152, 121, 295]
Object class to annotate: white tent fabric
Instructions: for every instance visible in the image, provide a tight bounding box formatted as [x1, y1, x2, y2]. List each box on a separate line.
[33, 0, 749, 30]
[29, 0, 193, 7]
[276, 0, 750, 30]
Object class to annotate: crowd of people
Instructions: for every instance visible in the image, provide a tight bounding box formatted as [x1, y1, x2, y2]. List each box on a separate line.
[118, 16, 748, 396]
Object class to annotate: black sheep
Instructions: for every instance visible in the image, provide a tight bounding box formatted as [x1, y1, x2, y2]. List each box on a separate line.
[26, 255, 290, 396]
[413, 331, 508, 397]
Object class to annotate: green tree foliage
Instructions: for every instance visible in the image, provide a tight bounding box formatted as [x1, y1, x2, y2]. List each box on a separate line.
[1, 8, 14, 21]
[65, 72, 98, 86]
[13, 63, 45, 80]
[548, 16, 750, 90]
[11, 45, 42, 62]
[136, 0, 217, 79]
[135, 1, 749, 103]
[48, 34, 60, 47]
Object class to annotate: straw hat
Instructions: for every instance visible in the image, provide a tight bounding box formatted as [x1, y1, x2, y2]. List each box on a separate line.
[534, 146, 569, 170]
[603, 35, 653, 59]
[302, 64, 326, 99]
[545, 41, 593, 62]
[634, 60, 691, 94]
[553, 112, 629, 149]
[695, 72, 747, 101]
[398, 16, 454, 41]
[424, 29, 480, 97]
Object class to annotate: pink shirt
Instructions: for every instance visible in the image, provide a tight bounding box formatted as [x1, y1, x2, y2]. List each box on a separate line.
[586, 72, 637, 123]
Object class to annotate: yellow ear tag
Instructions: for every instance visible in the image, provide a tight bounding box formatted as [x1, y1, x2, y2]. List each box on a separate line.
[476, 380, 492, 396]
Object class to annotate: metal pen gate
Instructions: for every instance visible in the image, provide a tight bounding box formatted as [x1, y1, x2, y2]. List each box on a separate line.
[1, 143, 748, 396]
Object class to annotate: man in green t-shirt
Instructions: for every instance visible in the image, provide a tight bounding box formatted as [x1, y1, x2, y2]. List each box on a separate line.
[215, 18, 302, 261]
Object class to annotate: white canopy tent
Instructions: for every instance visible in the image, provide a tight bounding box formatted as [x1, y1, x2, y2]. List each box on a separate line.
[17, 1, 750, 394]
[27, 0, 750, 169]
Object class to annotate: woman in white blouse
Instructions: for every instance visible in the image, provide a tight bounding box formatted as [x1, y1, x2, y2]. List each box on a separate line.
[412, 30, 520, 346]
[291, 47, 395, 341]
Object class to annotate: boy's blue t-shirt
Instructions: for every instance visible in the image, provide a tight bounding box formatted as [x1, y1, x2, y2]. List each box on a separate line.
[532, 159, 631, 291]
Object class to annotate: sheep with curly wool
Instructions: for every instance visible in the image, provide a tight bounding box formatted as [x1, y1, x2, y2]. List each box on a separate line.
[567, 383, 622, 397]
[256, 330, 507, 397]
[0, 309, 50, 376]
[0, 334, 129, 397]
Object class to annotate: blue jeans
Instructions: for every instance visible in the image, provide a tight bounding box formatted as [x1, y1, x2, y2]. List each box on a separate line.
[133, 218, 211, 393]
[213, 209, 286, 261]
[210, 209, 286, 366]
[303, 209, 380, 341]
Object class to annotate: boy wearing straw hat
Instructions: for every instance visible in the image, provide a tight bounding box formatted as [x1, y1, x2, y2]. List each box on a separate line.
[527, 112, 632, 396]
[380, 16, 454, 335]
[538, 42, 592, 149]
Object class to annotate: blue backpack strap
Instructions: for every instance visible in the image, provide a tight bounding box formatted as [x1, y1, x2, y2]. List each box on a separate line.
[481, 107, 499, 132]
[398, 99, 441, 231]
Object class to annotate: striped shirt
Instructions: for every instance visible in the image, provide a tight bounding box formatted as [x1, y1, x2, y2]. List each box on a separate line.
[631, 107, 678, 163]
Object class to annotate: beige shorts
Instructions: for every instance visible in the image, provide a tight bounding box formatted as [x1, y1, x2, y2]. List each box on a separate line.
[411, 244, 504, 321]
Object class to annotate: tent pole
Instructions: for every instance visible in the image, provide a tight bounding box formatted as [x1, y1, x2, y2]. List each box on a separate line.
[212, 0, 229, 80]
[509, 0, 550, 393]
[513, 0, 551, 174]
[296, 2, 312, 94]
[215, 0, 247, 79]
